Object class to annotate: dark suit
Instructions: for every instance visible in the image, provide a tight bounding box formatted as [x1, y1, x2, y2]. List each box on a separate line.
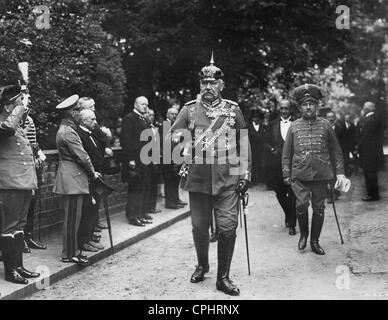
[121, 110, 152, 220]
[359, 113, 382, 199]
[248, 121, 267, 184]
[266, 116, 296, 228]
[77, 126, 105, 247]
[342, 121, 357, 176]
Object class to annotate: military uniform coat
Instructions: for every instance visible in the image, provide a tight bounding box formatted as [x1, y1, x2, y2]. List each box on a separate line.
[170, 98, 251, 196]
[53, 118, 95, 195]
[282, 117, 344, 181]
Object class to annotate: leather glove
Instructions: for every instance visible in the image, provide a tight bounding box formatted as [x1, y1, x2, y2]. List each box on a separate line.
[236, 179, 249, 195]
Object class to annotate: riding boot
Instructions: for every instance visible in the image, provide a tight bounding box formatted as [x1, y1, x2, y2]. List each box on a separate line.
[297, 211, 309, 250]
[310, 213, 325, 255]
[24, 232, 47, 250]
[1, 236, 28, 284]
[14, 233, 40, 278]
[216, 232, 240, 296]
[190, 231, 209, 283]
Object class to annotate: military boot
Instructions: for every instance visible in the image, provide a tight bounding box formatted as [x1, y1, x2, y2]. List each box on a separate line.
[190, 231, 209, 283]
[297, 212, 309, 250]
[216, 232, 240, 296]
[310, 213, 325, 255]
[14, 233, 40, 278]
[1, 236, 28, 284]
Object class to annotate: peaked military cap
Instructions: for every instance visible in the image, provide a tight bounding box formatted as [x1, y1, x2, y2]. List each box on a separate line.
[199, 52, 224, 81]
[56, 94, 80, 111]
[293, 84, 322, 104]
[0, 84, 22, 106]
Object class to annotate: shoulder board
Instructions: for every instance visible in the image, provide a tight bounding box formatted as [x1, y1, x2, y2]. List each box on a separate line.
[223, 99, 238, 106]
[184, 100, 196, 106]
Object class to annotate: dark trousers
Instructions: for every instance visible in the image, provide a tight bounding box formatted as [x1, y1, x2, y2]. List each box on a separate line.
[163, 165, 180, 207]
[291, 180, 327, 217]
[126, 165, 151, 220]
[364, 169, 379, 199]
[24, 195, 37, 235]
[273, 180, 296, 227]
[0, 190, 32, 236]
[189, 190, 239, 238]
[146, 165, 159, 212]
[78, 190, 100, 248]
[61, 195, 83, 259]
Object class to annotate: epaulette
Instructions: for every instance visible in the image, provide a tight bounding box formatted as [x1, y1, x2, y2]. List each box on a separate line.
[184, 99, 197, 106]
[223, 99, 238, 106]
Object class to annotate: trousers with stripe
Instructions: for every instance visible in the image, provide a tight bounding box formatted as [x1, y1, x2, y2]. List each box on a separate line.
[61, 195, 84, 259]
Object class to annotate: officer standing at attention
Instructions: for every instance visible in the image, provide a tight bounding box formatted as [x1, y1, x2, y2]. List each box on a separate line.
[169, 55, 251, 295]
[53, 95, 101, 265]
[282, 84, 345, 255]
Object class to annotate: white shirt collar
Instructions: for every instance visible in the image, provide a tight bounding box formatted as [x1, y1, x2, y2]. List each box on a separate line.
[79, 125, 91, 134]
[281, 116, 291, 123]
[366, 112, 374, 118]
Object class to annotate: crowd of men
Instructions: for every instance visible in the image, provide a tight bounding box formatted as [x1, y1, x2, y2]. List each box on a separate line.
[0, 57, 385, 296]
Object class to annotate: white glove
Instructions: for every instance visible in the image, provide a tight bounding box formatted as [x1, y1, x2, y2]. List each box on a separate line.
[335, 174, 351, 193]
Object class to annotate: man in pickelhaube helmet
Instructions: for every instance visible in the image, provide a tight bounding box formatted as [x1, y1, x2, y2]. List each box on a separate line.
[169, 54, 251, 296]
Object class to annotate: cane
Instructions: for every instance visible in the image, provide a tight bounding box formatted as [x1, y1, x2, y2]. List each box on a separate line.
[328, 182, 344, 245]
[239, 192, 251, 275]
[103, 197, 114, 254]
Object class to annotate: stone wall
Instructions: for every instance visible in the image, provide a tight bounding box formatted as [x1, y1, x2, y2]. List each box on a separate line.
[33, 148, 127, 236]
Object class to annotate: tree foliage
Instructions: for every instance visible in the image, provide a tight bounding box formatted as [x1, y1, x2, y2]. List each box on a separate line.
[0, 0, 126, 149]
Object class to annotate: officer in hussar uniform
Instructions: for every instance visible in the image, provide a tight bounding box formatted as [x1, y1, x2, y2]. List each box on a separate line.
[169, 55, 251, 295]
[282, 84, 346, 255]
[0, 84, 40, 284]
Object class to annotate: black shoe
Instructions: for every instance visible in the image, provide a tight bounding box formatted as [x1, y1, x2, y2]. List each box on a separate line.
[178, 200, 188, 206]
[143, 215, 153, 220]
[92, 235, 101, 242]
[297, 213, 309, 250]
[216, 278, 240, 296]
[362, 195, 379, 201]
[128, 218, 146, 227]
[298, 234, 308, 250]
[23, 240, 31, 254]
[190, 265, 209, 283]
[165, 204, 180, 209]
[16, 267, 40, 278]
[5, 269, 28, 284]
[310, 240, 325, 255]
[139, 218, 152, 224]
[25, 237, 47, 250]
[289, 227, 296, 235]
[148, 208, 161, 214]
[62, 255, 89, 265]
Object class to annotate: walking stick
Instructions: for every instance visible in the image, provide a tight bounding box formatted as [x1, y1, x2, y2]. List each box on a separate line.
[328, 182, 344, 245]
[103, 196, 114, 254]
[239, 192, 251, 275]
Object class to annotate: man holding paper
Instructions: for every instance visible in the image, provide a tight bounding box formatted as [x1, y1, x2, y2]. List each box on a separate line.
[282, 84, 348, 255]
